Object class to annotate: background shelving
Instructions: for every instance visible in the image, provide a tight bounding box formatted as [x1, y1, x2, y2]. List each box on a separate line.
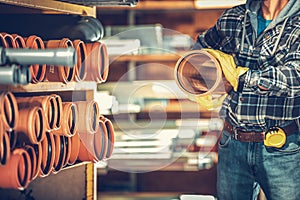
[0, 1, 102, 200]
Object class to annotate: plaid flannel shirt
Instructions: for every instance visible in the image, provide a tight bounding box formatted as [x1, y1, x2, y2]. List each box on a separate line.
[193, 4, 300, 131]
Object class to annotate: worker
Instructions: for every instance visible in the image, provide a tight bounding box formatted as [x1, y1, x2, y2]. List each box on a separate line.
[190, 0, 300, 199]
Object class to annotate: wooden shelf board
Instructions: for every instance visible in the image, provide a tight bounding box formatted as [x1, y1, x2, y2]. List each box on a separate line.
[0, 81, 97, 93]
[0, 0, 96, 16]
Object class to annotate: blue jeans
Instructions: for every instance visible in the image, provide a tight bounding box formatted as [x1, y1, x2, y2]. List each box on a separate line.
[217, 129, 300, 200]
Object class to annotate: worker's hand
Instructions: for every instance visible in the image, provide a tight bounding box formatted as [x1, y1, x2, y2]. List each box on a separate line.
[188, 94, 227, 110]
[203, 48, 249, 91]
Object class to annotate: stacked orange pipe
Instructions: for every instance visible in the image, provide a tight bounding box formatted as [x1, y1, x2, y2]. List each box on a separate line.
[25, 35, 47, 83]
[46, 38, 75, 83]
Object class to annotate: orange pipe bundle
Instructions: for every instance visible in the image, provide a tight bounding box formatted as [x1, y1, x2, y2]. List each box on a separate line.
[0, 148, 31, 190]
[72, 39, 87, 82]
[45, 38, 75, 83]
[0, 92, 19, 131]
[85, 42, 109, 83]
[25, 35, 47, 83]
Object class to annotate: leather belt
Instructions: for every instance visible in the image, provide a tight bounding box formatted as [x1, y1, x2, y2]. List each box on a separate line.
[223, 121, 298, 142]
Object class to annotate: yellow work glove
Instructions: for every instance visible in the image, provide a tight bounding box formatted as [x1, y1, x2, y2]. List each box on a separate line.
[203, 48, 249, 91]
[188, 94, 227, 110]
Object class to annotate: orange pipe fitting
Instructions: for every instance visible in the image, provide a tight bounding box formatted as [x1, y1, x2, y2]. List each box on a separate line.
[0, 92, 19, 131]
[85, 42, 109, 83]
[72, 39, 87, 82]
[39, 132, 55, 177]
[0, 148, 31, 190]
[52, 102, 78, 137]
[75, 100, 100, 134]
[100, 115, 115, 158]
[68, 131, 80, 165]
[14, 106, 46, 144]
[45, 38, 75, 83]
[25, 35, 47, 83]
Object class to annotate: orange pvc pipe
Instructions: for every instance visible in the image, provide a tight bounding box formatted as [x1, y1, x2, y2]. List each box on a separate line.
[100, 115, 115, 158]
[39, 132, 55, 177]
[63, 136, 71, 167]
[68, 131, 80, 165]
[15, 106, 46, 144]
[24, 145, 37, 181]
[45, 38, 75, 83]
[25, 35, 46, 83]
[6, 129, 17, 151]
[31, 142, 42, 180]
[0, 129, 10, 165]
[75, 100, 100, 134]
[52, 134, 66, 174]
[52, 102, 78, 137]
[11, 34, 26, 48]
[50, 94, 63, 130]
[77, 120, 108, 162]
[85, 42, 109, 83]
[0, 148, 31, 190]
[94, 120, 108, 161]
[174, 50, 231, 96]
[72, 39, 87, 82]
[0, 92, 19, 131]
[0, 32, 16, 48]
[16, 95, 57, 131]
[0, 121, 3, 164]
